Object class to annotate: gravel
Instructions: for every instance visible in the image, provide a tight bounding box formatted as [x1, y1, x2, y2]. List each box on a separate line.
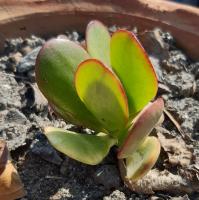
[0, 71, 22, 109]
[165, 98, 199, 138]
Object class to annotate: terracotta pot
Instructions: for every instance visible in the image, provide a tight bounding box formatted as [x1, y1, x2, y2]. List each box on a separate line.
[0, 0, 199, 60]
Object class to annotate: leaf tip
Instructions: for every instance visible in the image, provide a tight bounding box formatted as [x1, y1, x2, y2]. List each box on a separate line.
[128, 137, 161, 181]
[119, 137, 161, 182]
[118, 98, 164, 159]
[86, 19, 108, 31]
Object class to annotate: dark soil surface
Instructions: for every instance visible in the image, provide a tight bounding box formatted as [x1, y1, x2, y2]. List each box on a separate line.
[0, 28, 199, 200]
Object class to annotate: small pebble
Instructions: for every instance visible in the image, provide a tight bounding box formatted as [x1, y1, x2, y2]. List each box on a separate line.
[103, 190, 126, 200]
[164, 71, 194, 97]
[17, 47, 41, 73]
[9, 52, 22, 65]
[31, 133, 63, 165]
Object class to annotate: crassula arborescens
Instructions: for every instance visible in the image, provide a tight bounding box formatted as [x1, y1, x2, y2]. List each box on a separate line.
[35, 20, 164, 185]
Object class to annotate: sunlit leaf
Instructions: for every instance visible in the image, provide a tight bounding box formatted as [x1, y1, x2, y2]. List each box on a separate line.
[45, 127, 117, 165]
[86, 20, 111, 66]
[36, 38, 102, 131]
[118, 98, 164, 158]
[75, 59, 129, 137]
[111, 30, 158, 116]
[125, 136, 161, 181]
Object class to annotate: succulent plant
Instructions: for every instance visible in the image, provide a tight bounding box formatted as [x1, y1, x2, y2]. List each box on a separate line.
[35, 20, 164, 184]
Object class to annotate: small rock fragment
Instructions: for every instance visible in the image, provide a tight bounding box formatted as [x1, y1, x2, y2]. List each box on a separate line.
[50, 187, 73, 199]
[17, 47, 41, 73]
[21, 84, 48, 113]
[165, 98, 199, 138]
[4, 38, 24, 53]
[20, 46, 33, 55]
[164, 71, 194, 97]
[162, 50, 188, 73]
[4, 109, 27, 124]
[0, 56, 8, 70]
[0, 109, 30, 150]
[161, 31, 175, 48]
[139, 28, 169, 60]
[185, 62, 199, 77]
[0, 71, 21, 110]
[8, 52, 23, 71]
[22, 35, 44, 49]
[108, 25, 117, 33]
[29, 114, 67, 130]
[60, 157, 70, 175]
[103, 190, 126, 200]
[65, 31, 80, 42]
[31, 133, 63, 165]
[27, 70, 36, 81]
[194, 79, 199, 100]
[9, 52, 22, 64]
[0, 124, 28, 150]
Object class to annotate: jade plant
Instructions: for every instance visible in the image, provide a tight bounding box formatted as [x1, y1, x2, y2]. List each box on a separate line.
[35, 20, 164, 184]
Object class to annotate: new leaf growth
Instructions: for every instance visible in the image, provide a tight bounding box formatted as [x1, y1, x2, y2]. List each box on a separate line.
[35, 20, 164, 185]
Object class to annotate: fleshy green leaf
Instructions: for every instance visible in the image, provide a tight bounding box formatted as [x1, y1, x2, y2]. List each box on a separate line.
[44, 127, 117, 165]
[36, 38, 102, 131]
[111, 30, 158, 116]
[118, 98, 164, 159]
[86, 20, 111, 66]
[125, 136, 161, 181]
[75, 59, 129, 137]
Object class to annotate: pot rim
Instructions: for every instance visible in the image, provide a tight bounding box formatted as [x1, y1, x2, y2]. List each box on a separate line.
[0, 0, 199, 60]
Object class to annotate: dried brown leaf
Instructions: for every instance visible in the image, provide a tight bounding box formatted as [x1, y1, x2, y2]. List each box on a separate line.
[157, 132, 193, 167]
[0, 160, 26, 200]
[124, 169, 194, 194]
[0, 140, 25, 200]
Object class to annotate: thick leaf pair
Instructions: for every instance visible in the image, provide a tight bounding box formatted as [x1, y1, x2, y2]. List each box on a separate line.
[45, 98, 164, 179]
[36, 20, 164, 181]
